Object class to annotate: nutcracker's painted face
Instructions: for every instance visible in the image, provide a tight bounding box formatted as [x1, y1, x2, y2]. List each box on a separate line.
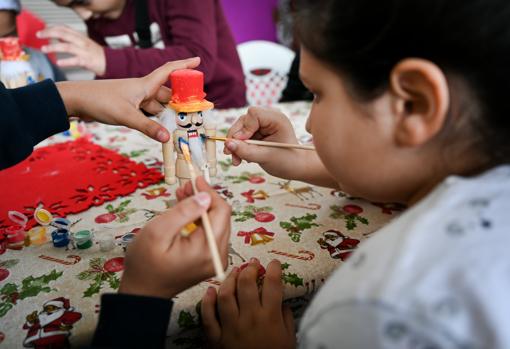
[176, 111, 204, 131]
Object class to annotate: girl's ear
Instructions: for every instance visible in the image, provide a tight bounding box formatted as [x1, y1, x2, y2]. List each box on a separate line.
[389, 58, 450, 147]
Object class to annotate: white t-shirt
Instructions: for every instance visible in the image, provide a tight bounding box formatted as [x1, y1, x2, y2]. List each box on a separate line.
[299, 165, 510, 349]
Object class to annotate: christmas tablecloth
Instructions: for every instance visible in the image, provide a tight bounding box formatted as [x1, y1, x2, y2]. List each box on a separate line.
[0, 102, 403, 348]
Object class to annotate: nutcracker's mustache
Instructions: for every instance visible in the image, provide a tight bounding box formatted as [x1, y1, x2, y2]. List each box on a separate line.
[179, 122, 203, 128]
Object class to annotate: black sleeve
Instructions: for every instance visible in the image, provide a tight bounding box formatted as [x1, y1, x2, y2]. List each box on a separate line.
[0, 80, 69, 170]
[91, 293, 173, 349]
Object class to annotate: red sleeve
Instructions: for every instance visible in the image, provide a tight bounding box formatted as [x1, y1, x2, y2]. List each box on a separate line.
[101, 0, 218, 83]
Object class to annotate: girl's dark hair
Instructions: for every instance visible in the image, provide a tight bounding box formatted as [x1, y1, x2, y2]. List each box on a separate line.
[295, 0, 510, 166]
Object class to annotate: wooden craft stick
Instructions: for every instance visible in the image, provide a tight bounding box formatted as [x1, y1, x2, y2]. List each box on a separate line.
[207, 136, 316, 151]
[179, 139, 226, 281]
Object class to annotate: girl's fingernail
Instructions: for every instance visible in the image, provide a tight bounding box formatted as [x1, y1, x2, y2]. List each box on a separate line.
[226, 140, 238, 151]
[193, 192, 211, 208]
[232, 267, 239, 273]
[207, 286, 216, 295]
[157, 129, 168, 142]
[250, 257, 259, 264]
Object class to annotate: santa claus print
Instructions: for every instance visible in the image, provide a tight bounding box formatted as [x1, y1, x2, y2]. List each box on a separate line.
[317, 230, 360, 261]
[22, 297, 82, 349]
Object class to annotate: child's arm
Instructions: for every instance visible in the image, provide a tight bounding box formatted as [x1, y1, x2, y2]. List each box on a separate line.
[225, 107, 339, 188]
[0, 58, 199, 170]
[56, 57, 200, 143]
[0, 79, 70, 170]
[93, 177, 231, 348]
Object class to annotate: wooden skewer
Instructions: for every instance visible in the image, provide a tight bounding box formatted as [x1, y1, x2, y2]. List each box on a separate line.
[179, 140, 226, 282]
[207, 136, 316, 151]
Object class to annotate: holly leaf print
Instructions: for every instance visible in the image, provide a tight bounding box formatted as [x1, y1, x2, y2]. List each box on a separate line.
[77, 270, 95, 281]
[282, 272, 304, 287]
[107, 275, 120, 290]
[83, 274, 103, 298]
[19, 270, 63, 300]
[178, 311, 198, 330]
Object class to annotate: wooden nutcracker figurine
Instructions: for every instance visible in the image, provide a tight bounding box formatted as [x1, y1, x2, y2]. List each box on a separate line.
[159, 69, 217, 185]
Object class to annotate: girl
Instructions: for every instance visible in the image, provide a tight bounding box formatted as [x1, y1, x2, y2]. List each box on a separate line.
[201, 0, 510, 347]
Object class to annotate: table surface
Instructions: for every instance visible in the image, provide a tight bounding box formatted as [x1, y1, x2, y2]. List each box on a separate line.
[0, 102, 401, 348]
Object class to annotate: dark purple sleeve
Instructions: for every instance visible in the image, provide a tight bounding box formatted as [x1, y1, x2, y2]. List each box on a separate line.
[102, 0, 218, 83]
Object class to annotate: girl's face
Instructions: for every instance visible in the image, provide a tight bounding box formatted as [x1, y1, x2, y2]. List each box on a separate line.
[53, 0, 126, 20]
[300, 48, 444, 204]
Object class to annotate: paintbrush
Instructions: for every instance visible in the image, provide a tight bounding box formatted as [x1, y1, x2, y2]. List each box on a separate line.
[206, 136, 316, 151]
[179, 137, 226, 281]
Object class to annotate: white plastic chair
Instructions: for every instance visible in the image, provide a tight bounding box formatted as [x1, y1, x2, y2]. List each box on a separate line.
[237, 40, 295, 106]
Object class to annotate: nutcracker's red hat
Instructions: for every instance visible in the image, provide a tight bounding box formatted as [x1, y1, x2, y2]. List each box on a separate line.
[169, 69, 214, 113]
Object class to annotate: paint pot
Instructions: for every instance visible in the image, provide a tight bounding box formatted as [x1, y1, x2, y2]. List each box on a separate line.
[5, 225, 26, 250]
[73, 230, 93, 250]
[51, 217, 71, 230]
[51, 229, 70, 248]
[98, 236, 115, 252]
[27, 226, 47, 246]
[8, 210, 28, 227]
[119, 232, 136, 251]
[34, 206, 53, 226]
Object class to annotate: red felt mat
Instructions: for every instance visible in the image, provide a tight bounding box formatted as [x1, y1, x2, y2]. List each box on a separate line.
[0, 138, 163, 230]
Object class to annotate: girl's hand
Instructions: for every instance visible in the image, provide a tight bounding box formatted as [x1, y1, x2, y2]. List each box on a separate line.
[55, 57, 200, 143]
[119, 177, 231, 299]
[201, 259, 296, 349]
[224, 107, 307, 180]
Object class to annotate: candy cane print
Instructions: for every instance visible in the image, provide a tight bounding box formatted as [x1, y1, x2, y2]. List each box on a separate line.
[268, 249, 315, 261]
[284, 203, 321, 210]
[38, 255, 82, 265]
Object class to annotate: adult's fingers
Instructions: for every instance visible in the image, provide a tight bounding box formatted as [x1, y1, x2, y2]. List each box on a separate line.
[201, 287, 222, 343]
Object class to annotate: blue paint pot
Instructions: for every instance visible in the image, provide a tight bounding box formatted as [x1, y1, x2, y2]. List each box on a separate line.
[51, 229, 70, 248]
